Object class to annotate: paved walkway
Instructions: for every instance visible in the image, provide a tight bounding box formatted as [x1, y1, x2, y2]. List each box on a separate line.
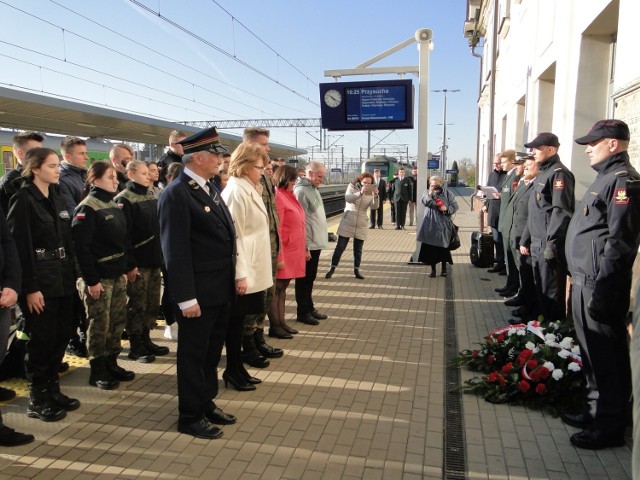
[0, 188, 633, 479]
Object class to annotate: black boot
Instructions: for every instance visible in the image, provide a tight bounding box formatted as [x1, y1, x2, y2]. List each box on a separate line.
[27, 383, 66, 422]
[440, 262, 447, 277]
[48, 379, 80, 411]
[325, 266, 336, 279]
[354, 268, 364, 280]
[106, 354, 135, 381]
[89, 357, 119, 390]
[0, 412, 35, 446]
[128, 335, 156, 363]
[241, 335, 270, 368]
[142, 327, 169, 356]
[254, 328, 283, 358]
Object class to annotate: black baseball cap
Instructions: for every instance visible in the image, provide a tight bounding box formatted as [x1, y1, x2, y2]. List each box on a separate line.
[524, 132, 560, 149]
[575, 119, 630, 145]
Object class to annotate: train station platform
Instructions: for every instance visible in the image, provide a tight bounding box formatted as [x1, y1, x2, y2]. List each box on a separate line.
[0, 187, 633, 479]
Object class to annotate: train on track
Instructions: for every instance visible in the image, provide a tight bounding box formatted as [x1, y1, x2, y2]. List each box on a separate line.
[361, 155, 403, 182]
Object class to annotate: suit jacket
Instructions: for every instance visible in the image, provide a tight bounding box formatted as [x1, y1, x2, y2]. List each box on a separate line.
[393, 176, 412, 202]
[221, 176, 273, 294]
[486, 169, 506, 228]
[373, 177, 387, 203]
[497, 169, 520, 233]
[158, 170, 236, 306]
[506, 179, 535, 250]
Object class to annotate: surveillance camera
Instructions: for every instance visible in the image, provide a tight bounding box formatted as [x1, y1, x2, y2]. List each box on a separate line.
[415, 29, 433, 42]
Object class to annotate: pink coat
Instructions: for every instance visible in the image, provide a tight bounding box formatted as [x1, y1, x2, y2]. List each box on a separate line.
[275, 187, 306, 279]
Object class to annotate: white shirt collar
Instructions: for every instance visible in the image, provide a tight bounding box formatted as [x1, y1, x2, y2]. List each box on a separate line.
[184, 167, 210, 194]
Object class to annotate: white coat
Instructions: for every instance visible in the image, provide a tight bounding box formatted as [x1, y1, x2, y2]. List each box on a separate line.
[336, 182, 380, 241]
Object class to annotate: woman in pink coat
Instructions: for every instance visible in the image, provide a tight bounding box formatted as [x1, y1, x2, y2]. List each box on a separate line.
[269, 165, 307, 338]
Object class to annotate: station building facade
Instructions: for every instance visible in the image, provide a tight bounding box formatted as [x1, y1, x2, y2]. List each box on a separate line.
[465, 0, 640, 198]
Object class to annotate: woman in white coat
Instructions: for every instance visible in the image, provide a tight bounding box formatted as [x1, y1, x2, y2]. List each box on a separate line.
[325, 172, 379, 280]
[221, 143, 273, 391]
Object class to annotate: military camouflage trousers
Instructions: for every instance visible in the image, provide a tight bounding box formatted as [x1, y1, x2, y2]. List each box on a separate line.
[243, 247, 277, 336]
[126, 267, 161, 335]
[77, 276, 127, 360]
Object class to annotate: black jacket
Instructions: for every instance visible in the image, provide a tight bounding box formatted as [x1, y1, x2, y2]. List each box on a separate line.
[392, 176, 413, 202]
[566, 151, 640, 299]
[59, 162, 87, 214]
[72, 186, 131, 286]
[0, 205, 21, 294]
[0, 166, 24, 216]
[157, 150, 183, 186]
[7, 181, 75, 298]
[115, 182, 163, 269]
[486, 169, 506, 228]
[521, 154, 575, 252]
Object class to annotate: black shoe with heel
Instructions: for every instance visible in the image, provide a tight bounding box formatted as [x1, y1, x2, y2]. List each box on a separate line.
[354, 269, 364, 280]
[222, 371, 256, 391]
[325, 267, 335, 279]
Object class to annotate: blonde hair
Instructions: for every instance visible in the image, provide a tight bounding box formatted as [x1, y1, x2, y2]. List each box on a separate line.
[229, 143, 268, 178]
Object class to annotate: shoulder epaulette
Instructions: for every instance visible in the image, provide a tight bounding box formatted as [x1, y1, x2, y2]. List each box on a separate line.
[553, 168, 563, 172]
[615, 170, 628, 177]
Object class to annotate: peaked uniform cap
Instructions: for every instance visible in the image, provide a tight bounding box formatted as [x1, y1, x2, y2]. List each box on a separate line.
[178, 127, 228, 155]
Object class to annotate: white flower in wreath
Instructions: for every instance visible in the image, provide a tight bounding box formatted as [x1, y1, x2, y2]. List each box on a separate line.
[525, 341, 536, 350]
[571, 345, 581, 355]
[557, 349, 571, 359]
[507, 328, 517, 336]
[545, 333, 557, 342]
[568, 362, 581, 372]
[516, 329, 526, 336]
[559, 337, 574, 350]
[543, 361, 555, 372]
[552, 369, 564, 380]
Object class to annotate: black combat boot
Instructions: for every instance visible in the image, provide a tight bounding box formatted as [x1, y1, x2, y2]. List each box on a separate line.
[48, 378, 80, 411]
[89, 357, 119, 390]
[254, 328, 283, 358]
[241, 335, 270, 368]
[128, 335, 156, 363]
[0, 412, 35, 446]
[27, 383, 66, 422]
[142, 327, 169, 356]
[106, 353, 135, 381]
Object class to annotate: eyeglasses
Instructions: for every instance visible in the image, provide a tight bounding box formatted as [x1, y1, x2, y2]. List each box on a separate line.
[254, 165, 265, 171]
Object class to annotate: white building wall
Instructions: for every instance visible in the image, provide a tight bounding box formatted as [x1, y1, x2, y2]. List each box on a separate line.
[469, 0, 640, 197]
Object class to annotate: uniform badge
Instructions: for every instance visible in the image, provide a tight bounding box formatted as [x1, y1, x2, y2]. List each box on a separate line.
[554, 179, 564, 190]
[614, 188, 629, 205]
[205, 206, 211, 212]
[536, 192, 541, 201]
[512, 181, 518, 191]
[188, 180, 200, 190]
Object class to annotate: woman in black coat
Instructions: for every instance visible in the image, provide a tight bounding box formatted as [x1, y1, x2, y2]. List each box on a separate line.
[7, 148, 79, 422]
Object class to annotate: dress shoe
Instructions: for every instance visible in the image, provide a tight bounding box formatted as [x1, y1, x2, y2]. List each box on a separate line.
[395, 226, 401, 230]
[354, 268, 365, 280]
[311, 310, 328, 320]
[369, 225, 375, 229]
[205, 404, 237, 425]
[511, 307, 528, 318]
[508, 318, 524, 326]
[504, 296, 525, 307]
[325, 267, 335, 279]
[499, 289, 518, 297]
[570, 428, 625, 450]
[0, 386, 16, 402]
[0, 424, 35, 447]
[297, 314, 319, 325]
[377, 225, 383, 229]
[560, 411, 593, 429]
[222, 371, 256, 391]
[178, 419, 223, 440]
[495, 286, 510, 293]
[428, 271, 436, 278]
[282, 323, 298, 334]
[487, 264, 506, 273]
[268, 328, 293, 339]
[240, 365, 262, 384]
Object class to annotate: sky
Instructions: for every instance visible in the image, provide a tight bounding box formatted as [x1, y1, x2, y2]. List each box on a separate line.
[0, 0, 480, 166]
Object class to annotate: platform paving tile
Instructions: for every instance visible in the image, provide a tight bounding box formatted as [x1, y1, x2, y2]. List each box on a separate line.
[0, 190, 633, 478]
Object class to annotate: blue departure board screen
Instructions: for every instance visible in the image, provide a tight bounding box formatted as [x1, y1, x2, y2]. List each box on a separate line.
[345, 86, 407, 123]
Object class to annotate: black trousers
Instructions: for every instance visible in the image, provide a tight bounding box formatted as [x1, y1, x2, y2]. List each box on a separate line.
[176, 303, 229, 425]
[390, 201, 396, 223]
[491, 227, 505, 266]
[530, 239, 567, 322]
[571, 281, 630, 435]
[503, 232, 520, 291]
[370, 205, 383, 227]
[21, 295, 74, 385]
[295, 249, 321, 316]
[512, 245, 538, 317]
[331, 236, 364, 269]
[395, 200, 408, 227]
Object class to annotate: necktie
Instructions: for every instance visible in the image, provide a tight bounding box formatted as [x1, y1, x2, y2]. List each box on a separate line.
[206, 181, 220, 205]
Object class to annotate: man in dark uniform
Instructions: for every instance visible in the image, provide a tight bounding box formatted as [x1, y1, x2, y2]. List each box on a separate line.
[157, 129, 186, 187]
[388, 171, 399, 225]
[392, 167, 413, 229]
[484, 154, 506, 272]
[369, 168, 387, 229]
[0, 131, 43, 215]
[158, 126, 237, 439]
[495, 150, 521, 297]
[563, 120, 640, 449]
[507, 155, 539, 323]
[520, 133, 574, 322]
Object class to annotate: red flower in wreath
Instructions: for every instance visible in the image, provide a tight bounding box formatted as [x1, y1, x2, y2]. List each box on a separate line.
[518, 380, 530, 393]
[487, 354, 495, 364]
[488, 371, 500, 383]
[472, 350, 480, 359]
[526, 359, 538, 370]
[516, 349, 533, 366]
[501, 362, 514, 374]
[535, 383, 547, 395]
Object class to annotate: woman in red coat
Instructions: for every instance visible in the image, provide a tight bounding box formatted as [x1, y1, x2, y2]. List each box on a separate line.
[269, 165, 307, 338]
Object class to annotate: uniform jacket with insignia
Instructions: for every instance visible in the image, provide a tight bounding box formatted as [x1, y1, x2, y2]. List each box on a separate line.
[521, 154, 575, 252]
[565, 151, 640, 299]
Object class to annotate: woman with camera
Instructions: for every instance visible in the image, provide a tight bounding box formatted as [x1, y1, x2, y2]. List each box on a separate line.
[325, 172, 379, 280]
[417, 176, 459, 277]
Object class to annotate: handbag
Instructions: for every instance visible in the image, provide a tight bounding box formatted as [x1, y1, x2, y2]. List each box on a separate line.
[448, 221, 461, 251]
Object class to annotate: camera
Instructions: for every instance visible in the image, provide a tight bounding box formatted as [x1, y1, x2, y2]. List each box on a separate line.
[626, 179, 640, 197]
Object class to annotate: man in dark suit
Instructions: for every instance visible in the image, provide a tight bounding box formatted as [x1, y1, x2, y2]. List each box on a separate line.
[392, 167, 413, 229]
[158, 126, 238, 440]
[369, 168, 387, 229]
[484, 154, 506, 272]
